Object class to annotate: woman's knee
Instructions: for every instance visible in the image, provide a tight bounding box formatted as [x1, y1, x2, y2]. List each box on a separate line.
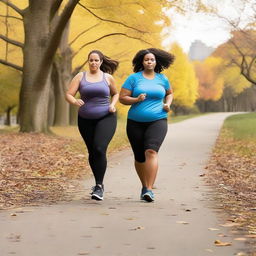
[93, 145, 106, 156]
[145, 149, 157, 158]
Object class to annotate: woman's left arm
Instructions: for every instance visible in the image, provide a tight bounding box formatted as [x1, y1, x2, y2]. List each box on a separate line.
[163, 89, 173, 112]
[107, 74, 119, 113]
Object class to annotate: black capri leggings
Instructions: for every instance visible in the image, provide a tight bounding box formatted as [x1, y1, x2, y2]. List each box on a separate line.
[126, 118, 168, 163]
[78, 113, 117, 185]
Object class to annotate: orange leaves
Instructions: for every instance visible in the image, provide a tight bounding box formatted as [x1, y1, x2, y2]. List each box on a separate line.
[214, 240, 232, 246]
[0, 133, 89, 209]
[194, 57, 224, 101]
[205, 128, 256, 237]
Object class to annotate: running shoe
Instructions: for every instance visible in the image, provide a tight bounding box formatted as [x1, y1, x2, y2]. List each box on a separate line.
[91, 184, 104, 200]
[140, 187, 148, 200]
[141, 188, 154, 202]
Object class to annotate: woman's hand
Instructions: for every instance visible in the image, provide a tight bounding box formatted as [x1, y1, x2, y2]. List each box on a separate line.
[109, 104, 116, 113]
[137, 93, 146, 102]
[163, 103, 171, 112]
[74, 99, 85, 107]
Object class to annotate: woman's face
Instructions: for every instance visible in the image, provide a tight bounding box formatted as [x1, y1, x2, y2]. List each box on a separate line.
[142, 53, 156, 71]
[88, 53, 102, 72]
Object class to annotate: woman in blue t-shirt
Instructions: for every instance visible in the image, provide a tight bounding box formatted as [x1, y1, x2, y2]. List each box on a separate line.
[119, 48, 175, 202]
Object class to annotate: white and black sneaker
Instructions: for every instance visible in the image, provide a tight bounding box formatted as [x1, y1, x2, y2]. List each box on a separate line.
[91, 184, 104, 201]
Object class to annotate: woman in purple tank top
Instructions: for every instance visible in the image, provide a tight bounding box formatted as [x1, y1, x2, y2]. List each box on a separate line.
[66, 50, 119, 201]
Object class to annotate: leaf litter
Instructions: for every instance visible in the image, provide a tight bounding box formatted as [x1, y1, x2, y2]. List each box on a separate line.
[205, 128, 256, 252]
[0, 133, 90, 209]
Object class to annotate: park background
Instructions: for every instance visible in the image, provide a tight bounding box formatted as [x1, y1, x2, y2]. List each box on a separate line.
[0, 0, 255, 250]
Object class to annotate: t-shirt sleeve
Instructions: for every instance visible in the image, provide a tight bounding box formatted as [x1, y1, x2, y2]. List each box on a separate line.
[122, 74, 135, 91]
[162, 74, 171, 90]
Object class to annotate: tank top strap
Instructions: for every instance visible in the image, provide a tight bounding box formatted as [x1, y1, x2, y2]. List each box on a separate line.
[102, 72, 110, 86]
[82, 71, 86, 81]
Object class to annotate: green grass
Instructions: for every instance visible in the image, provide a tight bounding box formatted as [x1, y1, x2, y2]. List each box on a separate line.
[224, 112, 256, 140]
[0, 126, 19, 134]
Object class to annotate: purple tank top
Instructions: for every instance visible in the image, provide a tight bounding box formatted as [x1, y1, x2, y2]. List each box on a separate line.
[78, 72, 110, 119]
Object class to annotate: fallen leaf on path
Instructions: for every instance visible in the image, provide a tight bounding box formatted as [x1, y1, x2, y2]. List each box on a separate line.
[235, 252, 248, 256]
[245, 234, 256, 238]
[219, 223, 240, 227]
[234, 237, 247, 241]
[131, 226, 145, 230]
[217, 233, 227, 237]
[214, 240, 232, 246]
[205, 249, 214, 253]
[208, 228, 220, 231]
[176, 221, 189, 224]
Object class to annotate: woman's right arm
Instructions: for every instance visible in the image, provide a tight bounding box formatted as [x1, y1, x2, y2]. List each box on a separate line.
[65, 72, 85, 107]
[119, 88, 146, 105]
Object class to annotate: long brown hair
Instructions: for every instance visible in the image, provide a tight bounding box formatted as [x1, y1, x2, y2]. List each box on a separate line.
[88, 50, 119, 74]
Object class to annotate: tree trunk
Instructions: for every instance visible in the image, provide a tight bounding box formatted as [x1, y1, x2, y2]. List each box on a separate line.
[51, 20, 72, 126]
[5, 106, 13, 126]
[19, 3, 52, 132]
[18, 0, 79, 132]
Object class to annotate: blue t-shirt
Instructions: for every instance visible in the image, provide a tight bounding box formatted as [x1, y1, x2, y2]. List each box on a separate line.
[122, 71, 171, 122]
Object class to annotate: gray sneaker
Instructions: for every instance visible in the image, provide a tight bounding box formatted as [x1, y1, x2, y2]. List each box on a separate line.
[141, 189, 154, 202]
[91, 184, 104, 200]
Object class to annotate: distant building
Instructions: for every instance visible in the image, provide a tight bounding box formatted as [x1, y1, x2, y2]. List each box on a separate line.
[188, 40, 215, 61]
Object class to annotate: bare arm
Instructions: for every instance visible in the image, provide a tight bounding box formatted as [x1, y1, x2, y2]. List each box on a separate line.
[65, 72, 84, 107]
[119, 88, 146, 105]
[163, 88, 173, 112]
[106, 74, 119, 113]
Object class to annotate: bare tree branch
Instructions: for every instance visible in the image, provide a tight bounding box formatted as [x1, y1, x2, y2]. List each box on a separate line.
[86, 2, 146, 10]
[0, 14, 23, 21]
[78, 2, 147, 34]
[0, 34, 24, 48]
[72, 60, 88, 76]
[72, 32, 152, 59]
[248, 56, 256, 77]
[0, 0, 24, 16]
[50, 0, 64, 20]
[0, 59, 23, 71]
[69, 22, 101, 46]
[35, 0, 79, 87]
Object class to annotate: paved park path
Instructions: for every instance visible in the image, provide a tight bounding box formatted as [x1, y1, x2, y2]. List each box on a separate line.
[0, 113, 248, 256]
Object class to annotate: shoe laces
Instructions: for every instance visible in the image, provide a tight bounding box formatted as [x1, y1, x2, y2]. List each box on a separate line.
[91, 184, 103, 194]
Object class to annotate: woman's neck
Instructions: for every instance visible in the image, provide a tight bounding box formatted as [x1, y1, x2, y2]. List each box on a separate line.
[143, 70, 155, 79]
[88, 70, 101, 75]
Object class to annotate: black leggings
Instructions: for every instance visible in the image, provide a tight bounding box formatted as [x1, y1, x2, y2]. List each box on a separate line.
[78, 113, 117, 185]
[126, 118, 168, 163]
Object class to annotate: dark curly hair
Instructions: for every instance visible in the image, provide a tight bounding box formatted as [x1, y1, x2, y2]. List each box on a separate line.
[88, 50, 119, 75]
[132, 48, 175, 73]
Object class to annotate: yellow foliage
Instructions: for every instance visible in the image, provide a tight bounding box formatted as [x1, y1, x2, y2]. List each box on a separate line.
[165, 43, 198, 107]
[222, 66, 251, 94]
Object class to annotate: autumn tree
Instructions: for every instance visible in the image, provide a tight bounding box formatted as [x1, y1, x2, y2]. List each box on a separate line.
[205, 0, 256, 86]
[0, 0, 187, 132]
[165, 43, 198, 114]
[0, 65, 20, 125]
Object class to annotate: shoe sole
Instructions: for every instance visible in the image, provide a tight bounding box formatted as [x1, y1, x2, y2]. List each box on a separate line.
[91, 194, 103, 201]
[142, 194, 154, 202]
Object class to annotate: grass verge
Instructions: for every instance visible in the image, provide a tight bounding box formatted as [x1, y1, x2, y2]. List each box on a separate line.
[205, 112, 256, 252]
